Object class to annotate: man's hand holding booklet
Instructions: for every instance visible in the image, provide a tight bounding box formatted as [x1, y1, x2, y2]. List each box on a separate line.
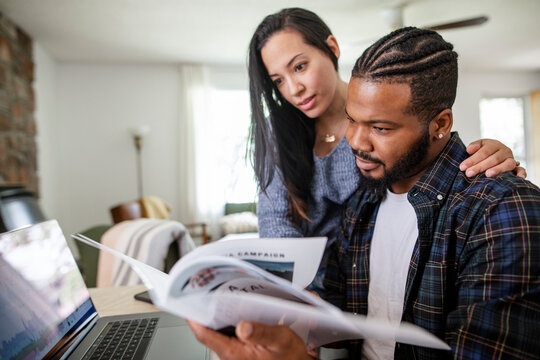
[72, 234, 449, 351]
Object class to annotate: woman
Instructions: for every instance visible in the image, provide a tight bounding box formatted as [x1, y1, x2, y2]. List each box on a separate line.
[247, 8, 523, 291]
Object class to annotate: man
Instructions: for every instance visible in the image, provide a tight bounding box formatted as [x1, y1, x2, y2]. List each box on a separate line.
[188, 27, 540, 359]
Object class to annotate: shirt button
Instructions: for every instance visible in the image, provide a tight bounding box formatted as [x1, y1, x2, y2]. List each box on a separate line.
[437, 194, 443, 200]
[352, 263, 357, 269]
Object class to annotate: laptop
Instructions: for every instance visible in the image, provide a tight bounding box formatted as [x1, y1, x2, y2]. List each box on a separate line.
[0, 219, 209, 360]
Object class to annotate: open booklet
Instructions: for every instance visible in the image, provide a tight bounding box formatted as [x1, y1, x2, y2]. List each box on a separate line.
[72, 234, 449, 351]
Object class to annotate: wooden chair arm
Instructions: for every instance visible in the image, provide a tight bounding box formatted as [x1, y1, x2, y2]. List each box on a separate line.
[184, 222, 210, 245]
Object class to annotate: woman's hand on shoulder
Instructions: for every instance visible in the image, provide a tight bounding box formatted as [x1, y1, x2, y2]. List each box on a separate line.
[460, 138, 526, 178]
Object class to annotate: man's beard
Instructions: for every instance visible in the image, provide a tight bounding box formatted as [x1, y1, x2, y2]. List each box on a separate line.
[354, 128, 431, 196]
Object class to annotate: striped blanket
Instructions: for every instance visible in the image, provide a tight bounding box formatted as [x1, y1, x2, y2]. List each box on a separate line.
[97, 218, 195, 287]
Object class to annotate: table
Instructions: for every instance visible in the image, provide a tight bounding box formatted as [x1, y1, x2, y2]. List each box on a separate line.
[88, 284, 156, 316]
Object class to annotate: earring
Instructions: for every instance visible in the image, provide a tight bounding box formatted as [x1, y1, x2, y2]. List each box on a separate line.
[438, 134, 443, 139]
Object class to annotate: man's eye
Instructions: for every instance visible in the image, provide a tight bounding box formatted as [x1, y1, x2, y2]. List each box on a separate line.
[373, 126, 389, 133]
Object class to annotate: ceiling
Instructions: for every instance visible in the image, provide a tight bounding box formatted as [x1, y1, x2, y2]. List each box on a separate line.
[0, 0, 539, 71]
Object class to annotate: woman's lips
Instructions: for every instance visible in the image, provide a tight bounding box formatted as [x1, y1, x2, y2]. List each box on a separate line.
[355, 156, 381, 171]
[297, 95, 315, 111]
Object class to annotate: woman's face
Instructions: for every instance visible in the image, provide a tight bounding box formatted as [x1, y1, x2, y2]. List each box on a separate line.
[261, 29, 340, 119]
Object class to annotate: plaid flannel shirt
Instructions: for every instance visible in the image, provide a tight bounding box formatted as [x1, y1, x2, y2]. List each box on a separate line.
[324, 133, 540, 359]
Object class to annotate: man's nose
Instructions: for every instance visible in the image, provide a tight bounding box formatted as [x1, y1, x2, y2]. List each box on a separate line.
[346, 125, 373, 153]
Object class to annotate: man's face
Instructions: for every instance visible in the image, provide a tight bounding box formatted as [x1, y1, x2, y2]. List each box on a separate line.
[345, 78, 433, 194]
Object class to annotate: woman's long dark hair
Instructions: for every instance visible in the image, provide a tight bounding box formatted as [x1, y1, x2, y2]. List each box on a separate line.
[247, 8, 338, 221]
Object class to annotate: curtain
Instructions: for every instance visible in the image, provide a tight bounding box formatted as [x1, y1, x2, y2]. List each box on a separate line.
[178, 65, 256, 240]
[178, 65, 222, 239]
[177, 65, 204, 225]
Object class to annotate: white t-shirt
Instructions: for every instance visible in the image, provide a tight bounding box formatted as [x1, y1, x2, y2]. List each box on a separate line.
[362, 190, 419, 360]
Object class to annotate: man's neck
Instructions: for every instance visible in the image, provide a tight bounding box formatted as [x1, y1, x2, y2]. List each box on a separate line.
[390, 137, 450, 194]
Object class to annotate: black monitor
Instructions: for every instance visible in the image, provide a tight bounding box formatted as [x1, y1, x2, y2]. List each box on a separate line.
[0, 185, 47, 233]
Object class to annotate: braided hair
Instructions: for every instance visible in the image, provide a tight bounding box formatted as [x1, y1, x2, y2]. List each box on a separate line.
[353, 27, 458, 123]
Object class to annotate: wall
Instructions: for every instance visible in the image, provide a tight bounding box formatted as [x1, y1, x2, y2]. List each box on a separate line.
[453, 70, 540, 146]
[530, 90, 540, 183]
[0, 14, 38, 194]
[453, 70, 540, 184]
[50, 63, 181, 237]
[34, 42, 57, 220]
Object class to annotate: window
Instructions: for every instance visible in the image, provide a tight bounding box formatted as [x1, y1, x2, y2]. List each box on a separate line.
[207, 89, 256, 203]
[479, 97, 527, 169]
[187, 66, 257, 230]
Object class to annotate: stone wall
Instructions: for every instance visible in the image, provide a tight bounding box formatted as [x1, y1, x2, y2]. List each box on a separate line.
[0, 13, 37, 195]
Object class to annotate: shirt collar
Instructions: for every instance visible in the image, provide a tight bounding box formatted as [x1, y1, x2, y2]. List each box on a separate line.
[410, 132, 468, 201]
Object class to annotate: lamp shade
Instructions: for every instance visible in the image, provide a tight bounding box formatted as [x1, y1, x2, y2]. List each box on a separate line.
[130, 125, 151, 138]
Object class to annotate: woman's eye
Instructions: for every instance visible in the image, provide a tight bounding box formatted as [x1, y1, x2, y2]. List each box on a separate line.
[273, 78, 283, 86]
[294, 63, 306, 71]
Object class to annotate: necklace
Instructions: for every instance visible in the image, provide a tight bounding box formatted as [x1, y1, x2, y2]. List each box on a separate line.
[323, 134, 336, 143]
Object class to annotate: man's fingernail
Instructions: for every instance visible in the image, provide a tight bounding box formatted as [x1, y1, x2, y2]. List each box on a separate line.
[460, 164, 467, 171]
[237, 322, 253, 338]
[466, 169, 475, 177]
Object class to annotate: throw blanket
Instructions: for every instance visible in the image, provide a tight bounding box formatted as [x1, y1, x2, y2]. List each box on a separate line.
[139, 196, 171, 219]
[97, 218, 195, 287]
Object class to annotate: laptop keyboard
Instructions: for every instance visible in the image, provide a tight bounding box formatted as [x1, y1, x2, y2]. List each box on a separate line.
[82, 317, 159, 360]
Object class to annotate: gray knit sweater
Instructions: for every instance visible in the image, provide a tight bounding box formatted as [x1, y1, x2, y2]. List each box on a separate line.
[257, 136, 360, 288]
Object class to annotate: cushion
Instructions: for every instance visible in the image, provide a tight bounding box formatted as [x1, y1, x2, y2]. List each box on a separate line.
[219, 211, 258, 235]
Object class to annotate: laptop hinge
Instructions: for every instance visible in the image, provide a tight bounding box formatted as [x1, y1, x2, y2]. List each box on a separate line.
[45, 312, 99, 360]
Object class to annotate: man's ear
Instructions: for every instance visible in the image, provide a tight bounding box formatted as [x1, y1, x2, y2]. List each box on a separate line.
[325, 35, 340, 59]
[429, 109, 453, 141]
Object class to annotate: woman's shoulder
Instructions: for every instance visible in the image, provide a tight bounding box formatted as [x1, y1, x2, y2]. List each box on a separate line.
[311, 137, 359, 200]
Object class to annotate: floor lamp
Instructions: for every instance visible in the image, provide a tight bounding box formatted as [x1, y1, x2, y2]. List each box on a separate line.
[130, 125, 150, 199]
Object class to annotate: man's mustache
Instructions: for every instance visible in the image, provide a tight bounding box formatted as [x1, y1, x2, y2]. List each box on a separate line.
[351, 149, 384, 165]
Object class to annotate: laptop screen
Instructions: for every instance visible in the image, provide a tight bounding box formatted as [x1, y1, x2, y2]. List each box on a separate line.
[0, 220, 96, 360]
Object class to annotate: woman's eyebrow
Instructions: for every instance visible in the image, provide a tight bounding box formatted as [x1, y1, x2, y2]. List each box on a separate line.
[286, 53, 304, 67]
[268, 53, 304, 77]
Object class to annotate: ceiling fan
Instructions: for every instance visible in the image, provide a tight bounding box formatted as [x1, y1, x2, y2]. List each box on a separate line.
[348, 3, 488, 47]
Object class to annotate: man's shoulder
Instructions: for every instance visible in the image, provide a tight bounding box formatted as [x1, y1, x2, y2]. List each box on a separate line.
[451, 171, 540, 207]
